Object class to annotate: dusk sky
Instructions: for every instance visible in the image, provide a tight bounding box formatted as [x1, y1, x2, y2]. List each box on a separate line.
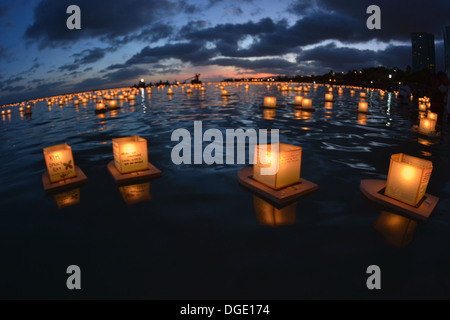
[0, 0, 449, 105]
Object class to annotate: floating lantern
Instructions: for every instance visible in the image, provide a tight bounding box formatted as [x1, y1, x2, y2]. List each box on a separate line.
[302, 98, 312, 109]
[112, 136, 149, 174]
[7, 110, 11, 114]
[82, 98, 88, 104]
[253, 195, 297, 227]
[328, 87, 333, 93]
[245, 85, 249, 90]
[373, 211, 417, 248]
[427, 112, 438, 121]
[253, 143, 302, 190]
[1, 111, 5, 115]
[418, 103, 427, 112]
[325, 93, 334, 102]
[360, 92, 367, 99]
[201, 87, 205, 92]
[108, 100, 119, 110]
[95, 101, 107, 114]
[350, 90, 355, 95]
[263, 97, 277, 108]
[43, 144, 77, 183]
[118, 95, 124, 100]
[294, 96, 303, 106]
[418, 117, 436, 134]
[221, 90, 230, 97]
[74, 100, 80, 105]
[128, 94, 136, 100]
[167, 88, 174, 95]
[186, 89, 193, 94]
[385, 153, 433, 207]
[358, 101, 369, 113]
[19, 107, 24, 112]
[338, 88, 343, 95]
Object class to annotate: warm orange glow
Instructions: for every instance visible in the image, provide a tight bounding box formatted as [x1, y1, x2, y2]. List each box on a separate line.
[253, 196, 297, 227]
[43, 144, 77, 183]
[264, 97, 277, 108]
[358, 101, 368, 113]
[302, 99, 312, 109]
[253, 143, 302, 190]
[113, 136, 149, 174]
[419, 118, 436, 134]
[373, 211, 417, 248]
[325, 93, 333, 102]
[385, 153, 433, 206]
[294, 96, 303, 106]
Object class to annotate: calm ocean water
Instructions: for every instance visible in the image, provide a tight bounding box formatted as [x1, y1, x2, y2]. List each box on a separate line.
[1, 84, 449, 299]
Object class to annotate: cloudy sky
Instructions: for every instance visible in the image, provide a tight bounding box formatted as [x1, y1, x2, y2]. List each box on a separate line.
[0, 0, 449, 105]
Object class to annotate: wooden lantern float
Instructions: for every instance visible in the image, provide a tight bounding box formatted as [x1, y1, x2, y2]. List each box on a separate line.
[42, 144, 88, 193]
[253, 195, 297, 227]
[238, 143, 318, 205]
[107, 136, 162, 184]
[360, 153, 439, 221]
[373, 211, 417, 248]
[263, 97, 277, 108]
[118, 182, 153, 205]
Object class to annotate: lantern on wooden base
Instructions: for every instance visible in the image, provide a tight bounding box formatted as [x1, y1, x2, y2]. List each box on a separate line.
[253, 195, 297, 227]
[373, 211, 417, 248]
[42, 144, 88, 194]
[118, 182, 153, 205]
[360, 154, 439, 221]
[237, 143, 318, 205]
[107, 136, 162, 185]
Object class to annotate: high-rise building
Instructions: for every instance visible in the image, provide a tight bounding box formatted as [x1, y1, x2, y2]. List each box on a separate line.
[411, 32, 436, 73]
[444, 26, 450, 79]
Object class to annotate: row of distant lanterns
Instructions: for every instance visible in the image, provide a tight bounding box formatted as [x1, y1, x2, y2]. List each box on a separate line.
[1, 82, 439, 137]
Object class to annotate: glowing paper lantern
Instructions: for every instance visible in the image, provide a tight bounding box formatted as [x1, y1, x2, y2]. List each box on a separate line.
[294, 96, 303, 106]
[108, 100, 118, 110]
[325, 93, 333, 102]
[74, 100, 80, 105]
[43, 144, 77, 183]
[167, 88, 174, 95]
[358, 101, 369, 113]
[418, 103, 427, 112]
[338, 88, 343, 95]
[427, 112, 438, 121]
[186, 89, 193, 94]
[350, 90, 355, 95]
[385, 154, 433, 206]
[128, 94, 136, 100]
[419, 117, 436, 134]
[360, 92, 367, 99]
[96, 101, 107, 113]
[263, 97, 277, 108]
[113, 136, 149, 174]
[221, 90, 229, 96]
[253, 143, 302, 190]
[302, 99, 312, 109]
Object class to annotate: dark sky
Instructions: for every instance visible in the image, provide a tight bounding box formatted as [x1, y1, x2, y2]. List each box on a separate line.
[0, 0, 449, 105]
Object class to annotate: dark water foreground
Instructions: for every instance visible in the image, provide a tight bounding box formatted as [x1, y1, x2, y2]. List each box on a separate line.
[0, 85, 449, 299]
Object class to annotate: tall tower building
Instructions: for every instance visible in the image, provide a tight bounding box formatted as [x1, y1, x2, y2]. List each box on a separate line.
[444, 26, 450, 79]
[411, 32, 436, 73]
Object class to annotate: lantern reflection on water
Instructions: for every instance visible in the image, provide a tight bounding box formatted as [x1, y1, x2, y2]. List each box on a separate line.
[53, 188, 81, 209]
[373, 211, 417, 248]
[119, 182, 153, 205]
[385, 153, 433, 207]
[253, 195, 297, 227]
